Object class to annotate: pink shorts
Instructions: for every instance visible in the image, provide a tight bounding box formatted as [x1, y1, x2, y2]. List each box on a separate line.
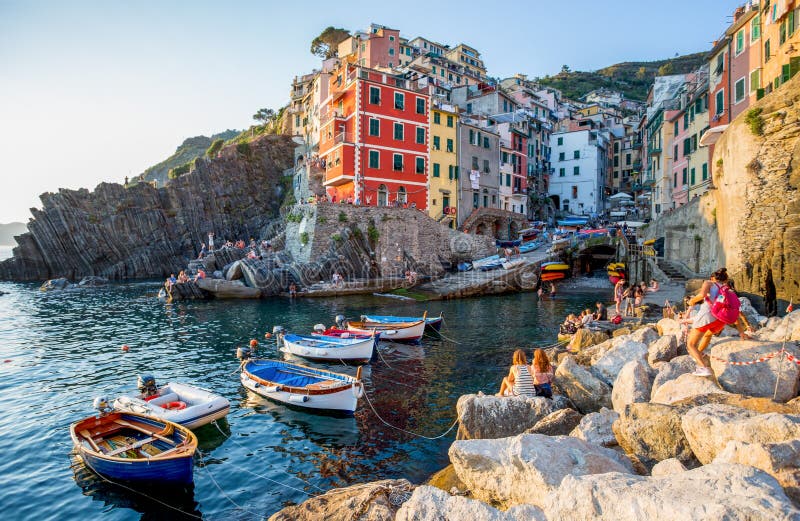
[696, 319, 725, 335]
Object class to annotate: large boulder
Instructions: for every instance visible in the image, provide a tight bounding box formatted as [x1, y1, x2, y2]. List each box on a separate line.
[630, 326, 659, 345]
[765, 310, 800, 342]
[40, 277, 72, 291]
[77, 275, 108, 287]
[455, 394, 559, 440]
[426, 465, 467, 494]
[708, 339, 800, 402]
[569, 407, 619, 447]
[650, 458, 687, 477]
[656, 317, 681, 337]
[647, 334, 677, 365]
[526, 408, 583, 436]
[611, 359, 653, 413]
[539, 463, 800, 520]
[715, 439, 800, 505]
[568, 328, 609, 351]
[591, 340, 648, 385]
[267, 479, 414, 521]
[613, 402, 697, 471]
[554, 356, 612, 414]
[196, 278, 261, 298]
[650, 373, 727, 405]
[573, 338, 613, 366]
[395, 486, 545, 521]
[681, 404, 800, 464]
[671, 392, 800, 415]
[650, 355, 697, 399]
[448, 434, 633, 509]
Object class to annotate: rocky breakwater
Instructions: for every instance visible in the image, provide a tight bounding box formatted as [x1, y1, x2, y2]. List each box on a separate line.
[0, 135, 295, 281]
[268, 311, 800, 520]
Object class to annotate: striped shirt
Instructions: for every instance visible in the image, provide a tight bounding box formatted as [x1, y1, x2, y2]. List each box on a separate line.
[512, 365, 537, 397]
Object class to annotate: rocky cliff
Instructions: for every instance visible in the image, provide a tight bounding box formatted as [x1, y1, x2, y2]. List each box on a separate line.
[0, 134, 295, 281]
[712, 73, 800, 313]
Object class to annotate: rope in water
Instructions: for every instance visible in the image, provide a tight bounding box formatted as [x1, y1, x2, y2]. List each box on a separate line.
[196, 454, 263, 518]
[360, 388, 461, 441]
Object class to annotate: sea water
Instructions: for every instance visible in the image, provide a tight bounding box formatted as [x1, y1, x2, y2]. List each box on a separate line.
[0, 280, 601, 519]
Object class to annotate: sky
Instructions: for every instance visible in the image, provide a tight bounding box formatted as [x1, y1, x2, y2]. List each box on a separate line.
[0, 0, 744, 224]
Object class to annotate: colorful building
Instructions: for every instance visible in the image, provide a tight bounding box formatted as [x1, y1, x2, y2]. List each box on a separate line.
[319, 64, 431, 209]
[761, 0, 800, 93]
[428, 100, 460, 227]
[457, 120, 500, 225]
[337, 24, 402, 69]
[550, 119, 608, 216]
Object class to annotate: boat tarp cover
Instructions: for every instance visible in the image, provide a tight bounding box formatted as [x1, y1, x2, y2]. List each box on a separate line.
[246, 361, 345, 387]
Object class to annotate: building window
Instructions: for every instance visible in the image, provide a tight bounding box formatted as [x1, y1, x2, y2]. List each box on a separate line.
[559, 152, 565, 161]
[368, 150, 379, 169]
[614, 156, 619, 167]
[433, 163, 440, 177]
[378, 184, 388, 206]
[433, 112, 441, 124]
[559, 168, 565, 177]
[416, 157, 425, 174]
[715, 53, 724, 75]
[394, 122, 404, 141]
[416, 127, 425, 144]
[673, 173, 678, 188]
[573, 150, 580, 159]
[483, 136, 490, 148]
[397, 186, 406, 204]
[765, 39, 771, 62]
[369, 86, 381, 105]
[446, 138, 454, 152]
[750, 69, 761, 94]
[388, 48, 395, 56]
[557, 136, 563, 146]
[473, 192, 479, 208]
[735, 28, 745, 55]
[734, 78, 746, 103]
[613, 142, 619, 153]
[572, 186, 578, 198]
[394, 92, 404, 110]
[446, 115, 454, 127]
[483, 159, 490, 174]
[466, 103, 472, 114]
[573, 166, 580, 175]
[690, 167, 696, 185]
[715, 89, 724, 115]
[369, 118, 380, 136]
[626, 153, 631, 165]
[751, 14, 761, 41]
[682, 168, 687, 185]
[471, 156, 478, 169]
[433, 136, 440, 150]
[506, 173, 511, 186]
[416, 97, 425, 114]
[393, 154, 403, 171]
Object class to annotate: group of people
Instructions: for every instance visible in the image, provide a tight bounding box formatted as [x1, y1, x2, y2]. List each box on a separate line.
[164, 268, 206, 292]
[613, 278, 659, 316]
[498, 349, 554, 399]
[559, 302, 607, 335]
[197, 233, 271, 261]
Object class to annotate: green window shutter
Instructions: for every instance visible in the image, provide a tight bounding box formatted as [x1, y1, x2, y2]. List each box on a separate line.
[447, 165, 453, 179]
[690, 168, 696, 185]
[433, 136, 440, 149]
[433, 163, 440, 177]
[506, 174, 511, 186]
[454, 166, 459, 179]
[702, 163, 708, 180]
[433, 112, 440, 124]
[416, 127, 425, 144]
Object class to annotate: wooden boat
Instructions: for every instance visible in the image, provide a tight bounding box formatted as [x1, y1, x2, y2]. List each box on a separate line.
[113, 379, 230, 430]
[71, 411, 197, 485]
[240, 359, 363, 415]
[346, 316, 427, 343]
[361, 313, 443, 332]
[541, 272, 566, 282]
[496, 238, 522, 248]
[280, 333, 376, 363]
[541, 262, 570, 271]
[518, 240, 541, 254]
[314, 327, 379, 340]
[471, 254, 500, 269]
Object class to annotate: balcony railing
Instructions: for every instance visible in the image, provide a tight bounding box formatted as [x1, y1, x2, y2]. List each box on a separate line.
[320, 109, 344, 125]
[333, 132, 354, 145]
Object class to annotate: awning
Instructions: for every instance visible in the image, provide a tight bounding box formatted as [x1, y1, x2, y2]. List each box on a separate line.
[699, 124, 729, 147]
[608, 192, 632, 200]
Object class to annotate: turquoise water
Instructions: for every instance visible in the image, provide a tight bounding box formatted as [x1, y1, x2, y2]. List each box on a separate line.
[0, 281, 600, 519]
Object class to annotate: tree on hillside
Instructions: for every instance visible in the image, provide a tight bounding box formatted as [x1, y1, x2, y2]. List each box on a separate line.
[657, 62, 674, 76]
[310, 27, 351, 59]
[635, 66, 647, 80]
[560, 64, 571, 74]
[253, 108, 276, 125]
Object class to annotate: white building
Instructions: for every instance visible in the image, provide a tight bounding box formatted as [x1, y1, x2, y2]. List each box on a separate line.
[550, 126, 608, 216]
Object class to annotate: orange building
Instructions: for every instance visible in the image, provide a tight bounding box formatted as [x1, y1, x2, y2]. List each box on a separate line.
[319, 64, 431, 209]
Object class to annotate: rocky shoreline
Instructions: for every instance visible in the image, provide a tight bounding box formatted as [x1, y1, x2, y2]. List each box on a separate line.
[267, 305, 800, 520]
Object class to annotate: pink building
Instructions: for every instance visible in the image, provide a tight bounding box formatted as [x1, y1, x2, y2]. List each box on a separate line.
[338, 24, 401, 69]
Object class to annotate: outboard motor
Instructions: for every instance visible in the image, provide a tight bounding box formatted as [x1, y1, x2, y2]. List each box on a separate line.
[272, 325, 285, 347]
[313, 324, 325, 333]
[137, 374, 158, 398]
[93, 396, 113, 415]
[335, 315, 346, 327]
[236, 346, 251, 360]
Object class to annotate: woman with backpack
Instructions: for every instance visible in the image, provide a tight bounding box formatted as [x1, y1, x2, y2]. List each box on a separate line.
[686, 268, 751, 376]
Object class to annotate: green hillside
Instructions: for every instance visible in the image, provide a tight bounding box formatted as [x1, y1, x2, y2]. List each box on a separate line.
[138, 129, 239, 186]
[538, 52, 708, 101]
[0, 222, 27, 245]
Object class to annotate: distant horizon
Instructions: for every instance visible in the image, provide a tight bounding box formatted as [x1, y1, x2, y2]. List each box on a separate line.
[1, 0, 743, 222]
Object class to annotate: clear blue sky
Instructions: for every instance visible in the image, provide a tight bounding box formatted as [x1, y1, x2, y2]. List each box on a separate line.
[0, 0, 743, 223]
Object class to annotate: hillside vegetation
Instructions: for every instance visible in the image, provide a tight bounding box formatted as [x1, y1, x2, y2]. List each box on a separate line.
[138, 129, 239, 185]
[538, 52, 708, 101]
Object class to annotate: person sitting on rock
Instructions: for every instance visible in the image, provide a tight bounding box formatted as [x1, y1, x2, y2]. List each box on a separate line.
[531, 349, 554, 399]
[194, 268, 206, 282]
[166, 273, 177, 287]
[177, 270, 189, 283]
[648, 279, 660, 292]
[498, 349, 536, 397]
[580, 309, 595, 326]
[593, 301, 608, 321]
[559, 314, 579, 335]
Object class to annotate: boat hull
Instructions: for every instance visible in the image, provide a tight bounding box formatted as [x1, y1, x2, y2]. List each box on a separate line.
[361, 314, 443, 332]
[346, 320, 426, 343]
[113, 382, 230, 430]
[240, 360, 361, 415]
[281, 334, 375, 363]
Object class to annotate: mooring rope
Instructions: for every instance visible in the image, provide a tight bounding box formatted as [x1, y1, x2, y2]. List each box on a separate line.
[360, 388, 460, 441]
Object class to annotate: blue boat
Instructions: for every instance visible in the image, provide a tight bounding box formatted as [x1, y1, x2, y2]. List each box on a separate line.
[361, 313, 444, 331]
[280, 332, 377, 363]
[70, 411, 197, 485]
[495, 239, 522, 248]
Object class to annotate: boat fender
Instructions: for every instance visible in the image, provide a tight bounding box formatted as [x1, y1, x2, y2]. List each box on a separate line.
[313, 324, 325, 332]
[263, 385, 280, 393]
[164, 401, 187, 411]
[352, 382, 364, 399]
[384, 329, 398, 336]
[289, 395, 310, 403]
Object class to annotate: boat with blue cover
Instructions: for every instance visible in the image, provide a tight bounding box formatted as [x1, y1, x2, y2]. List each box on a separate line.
[279, 332, 376, 363]
[239, 359, 363, 415]
[70, 409, 197, 485]
[360, 313, 443, 332]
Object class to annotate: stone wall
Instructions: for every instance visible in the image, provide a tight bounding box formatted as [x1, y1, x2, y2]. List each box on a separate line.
[0, 135, 295, 281]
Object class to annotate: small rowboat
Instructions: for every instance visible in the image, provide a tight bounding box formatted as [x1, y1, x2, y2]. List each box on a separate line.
[113, 380, 230, 430]
[471, 255, 501, 269]
[346, 316, 427, 343]
[361, 313, 443, 332]
[314, 328, 379, 341]
[240, 359, 363, 415]
[71, 411, 197, 485]
[280, 333, 376, 363]
[541, 272, 566, 282]
[541, 262, 570, 271]
[496, 238, 522, 248]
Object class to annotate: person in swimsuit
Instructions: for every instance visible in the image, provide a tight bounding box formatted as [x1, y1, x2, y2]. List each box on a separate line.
[498, 349, 537, 397]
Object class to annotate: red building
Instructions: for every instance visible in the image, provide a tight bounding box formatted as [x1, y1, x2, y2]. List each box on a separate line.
[320, 64, 430, 209]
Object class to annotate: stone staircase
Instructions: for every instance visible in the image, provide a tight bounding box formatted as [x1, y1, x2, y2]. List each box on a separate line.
[657, 259, 688, 282]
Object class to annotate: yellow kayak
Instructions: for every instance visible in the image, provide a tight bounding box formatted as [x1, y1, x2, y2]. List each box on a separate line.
[607, 270, 624, 278]
[542, 263, 570, 271]
[643, 239, 655, 246]
[607, 262, 625, 270]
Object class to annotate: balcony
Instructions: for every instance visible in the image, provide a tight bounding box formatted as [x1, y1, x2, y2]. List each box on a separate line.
[320, 109, 345, 126]
[513, 187, 527, 195]
[648, 146, 662, 155]
[333, 132, 354, 145]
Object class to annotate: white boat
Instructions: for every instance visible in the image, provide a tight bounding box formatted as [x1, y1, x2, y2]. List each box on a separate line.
[280, 333, 376, 363]
[113, 376, 230, 430]
[346, 317, 426, 343]
[240, 359, 363, 415]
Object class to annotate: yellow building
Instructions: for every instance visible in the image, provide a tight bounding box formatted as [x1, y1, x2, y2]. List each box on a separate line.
[428, 102, 460, 228]
[761, 1, 800, 94]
